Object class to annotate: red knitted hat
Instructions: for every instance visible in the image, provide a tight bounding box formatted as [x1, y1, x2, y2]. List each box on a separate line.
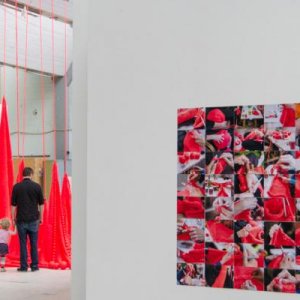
[207, 109, 225, 123]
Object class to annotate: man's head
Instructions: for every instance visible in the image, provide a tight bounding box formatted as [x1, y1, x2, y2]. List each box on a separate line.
[23, 167, 34, 178]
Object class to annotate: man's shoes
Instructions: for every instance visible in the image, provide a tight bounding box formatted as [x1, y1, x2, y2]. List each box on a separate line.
[31, 267, 39, 272]
[17, 268, 27, 272]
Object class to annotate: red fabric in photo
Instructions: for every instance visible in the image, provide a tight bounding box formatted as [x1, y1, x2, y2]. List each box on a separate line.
[295, 228, 300, 246]
[207, 109, 225, 123]
[280, 105, 295, 127]
[295, 175, 300, 198]
[206, 248, 233, 266]
[183, 131, 201, 153]
[267, 175, 293, 199]
[178, 108, 199, 125]
[212, 265, 228, 288]
[44, 162, 71, 269]
[206, 220, 233, 243]
[233, 249, 243, 266]
[179, 242, 204, 264]
[241, 225, 264, 244]
[273, 278, 295, 293]
[0, 97, 14, 219]
[193, 109, 205, 129]
[177, 224, 198, 241]
[234, 267, 263, 291]
[214, 158, 227, 174]
[212, 130, 232, 150]
[235, 209, 252, 222]
[270, 227, 295, 247]
[264, 198, 295, 222]
[61, 173, 72, 247]
[268, 254, 284, 269]
[177, 198, 204, 219]
[296, 255, 300, 265]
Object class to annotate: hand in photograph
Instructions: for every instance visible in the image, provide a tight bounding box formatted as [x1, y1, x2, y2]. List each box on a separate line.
[277, 154, 295, 172]
[189, 227, 204, 242]
[241, 280, 257, 291]
[234, 198, 257, 215]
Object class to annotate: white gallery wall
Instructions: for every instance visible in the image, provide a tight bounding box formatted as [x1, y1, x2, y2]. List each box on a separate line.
[73, 0, 300, 299]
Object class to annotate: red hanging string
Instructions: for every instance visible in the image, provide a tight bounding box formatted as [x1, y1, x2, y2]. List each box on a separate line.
[39, 0, 46, 189]
[22, 2, 29, 158]
[51, 0, 57, 161]
[63, 0, 68, 172]
[3, 0, 7, 96]
[15, 0, 20, 157]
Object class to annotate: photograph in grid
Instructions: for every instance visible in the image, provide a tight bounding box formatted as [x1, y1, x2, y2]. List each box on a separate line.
[177, 104, 300, 293]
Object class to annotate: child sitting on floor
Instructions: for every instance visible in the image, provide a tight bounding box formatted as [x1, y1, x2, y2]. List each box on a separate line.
[0, 218, 17, 272]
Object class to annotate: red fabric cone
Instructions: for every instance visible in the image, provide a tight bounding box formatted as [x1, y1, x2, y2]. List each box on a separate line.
[61, 173, 71, 261]
[16, 159, 25, 183]
[44, 162, 71, 269]
[0, 97, 14, 219]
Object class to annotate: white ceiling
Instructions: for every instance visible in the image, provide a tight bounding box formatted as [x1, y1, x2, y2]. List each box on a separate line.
[0, 2, 73, 76]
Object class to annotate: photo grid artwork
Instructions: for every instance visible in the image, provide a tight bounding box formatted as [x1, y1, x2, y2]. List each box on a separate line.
[177, 104, 300, 293]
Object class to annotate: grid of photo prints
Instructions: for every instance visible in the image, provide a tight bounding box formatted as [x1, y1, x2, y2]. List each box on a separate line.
[177, 104, 300, 293]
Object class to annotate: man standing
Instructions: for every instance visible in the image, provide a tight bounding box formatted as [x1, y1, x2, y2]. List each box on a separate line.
[11, 167, 44, 272]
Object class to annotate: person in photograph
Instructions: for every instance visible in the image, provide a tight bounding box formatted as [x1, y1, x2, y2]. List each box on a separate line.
[264, 174, 295, 199]
[207, 197, 234, 220]
[235, 105, 264, 128]
[234, 173, 263, 199]
[205, 243, 235, 266]
[234, 128, 264, 152]
[264, 151, 295, 175]
[234, 197, 264, 221]
[206, 220, 234, 243]
[177, 108, 205, 130]
[264, 104, 295, 127]
[205, 175, 233, 198]
[177, 263, 206, 286]
[206, 129, 233, 152]
[177, 241, 204, 264]
[206, 152, 234, 174]
[264, 126, 295, 152]
[177, 167, 205, 197]
[235, 267, 264, 291]
[205, 264, 233, 288]
[265, 248, 296, 269]
[266, 223, 295, 247]
[266, 269, 296, 293]
[206, 107, 235, 129]
[177, 217, 204, 242]
[11, 167, 44, 272]
[234, 221, 264, 245]
[234, 151, 264, 174]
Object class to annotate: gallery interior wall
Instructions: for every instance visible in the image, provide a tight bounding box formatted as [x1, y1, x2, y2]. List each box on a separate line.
[72, 0, 300, 299]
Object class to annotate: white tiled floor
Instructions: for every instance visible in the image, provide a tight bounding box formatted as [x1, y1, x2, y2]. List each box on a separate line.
[0, 268, 71, 300]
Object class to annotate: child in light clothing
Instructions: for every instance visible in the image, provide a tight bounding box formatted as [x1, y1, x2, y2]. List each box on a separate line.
[0, 218, 17, 272]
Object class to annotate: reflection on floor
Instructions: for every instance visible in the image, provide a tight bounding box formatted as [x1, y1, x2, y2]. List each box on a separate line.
[0, 268, 71, 300]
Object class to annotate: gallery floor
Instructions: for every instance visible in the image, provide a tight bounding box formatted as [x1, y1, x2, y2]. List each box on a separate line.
[0, 268, 71, 300]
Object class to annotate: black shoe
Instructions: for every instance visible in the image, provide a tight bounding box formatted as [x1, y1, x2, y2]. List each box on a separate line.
[17, 268, 27, 272]
[31, 267, 39, 272]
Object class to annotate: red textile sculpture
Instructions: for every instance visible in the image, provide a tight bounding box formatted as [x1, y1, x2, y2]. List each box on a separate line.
[43, 162, 71, 269]
[61, 173, 72, 255]
[0, 97, 14, 219]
